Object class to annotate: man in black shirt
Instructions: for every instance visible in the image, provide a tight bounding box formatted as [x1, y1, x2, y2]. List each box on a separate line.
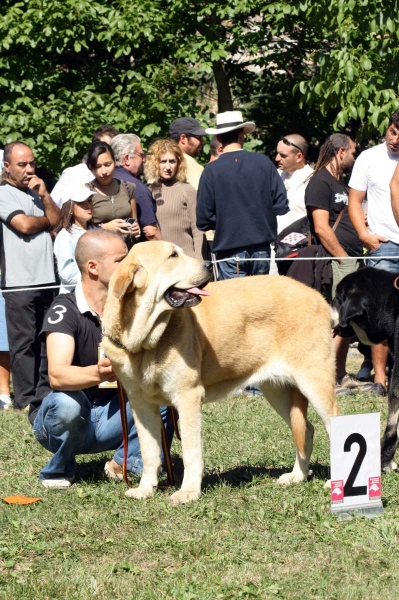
[29, 229, 173, 489]
[305, 133, 371, 395]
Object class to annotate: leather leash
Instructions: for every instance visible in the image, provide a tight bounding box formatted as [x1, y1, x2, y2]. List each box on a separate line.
[116, 380, 178, 487]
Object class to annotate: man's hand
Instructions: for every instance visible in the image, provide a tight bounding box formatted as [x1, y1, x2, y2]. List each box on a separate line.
[97, 357, 117, 382]
[142, 224, 161, 241]
[359, 232, 388, 252]
[27, 175, 48, 199]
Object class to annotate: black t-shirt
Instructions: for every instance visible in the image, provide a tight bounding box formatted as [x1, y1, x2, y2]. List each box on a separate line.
[305, 168, 362, 257]
[28, 290, 115, 425]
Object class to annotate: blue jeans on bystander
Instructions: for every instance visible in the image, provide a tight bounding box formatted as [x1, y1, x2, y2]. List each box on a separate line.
[367, 240, 399, 274]
[216, 245, 271, 280]
[33, 390, 173, 481]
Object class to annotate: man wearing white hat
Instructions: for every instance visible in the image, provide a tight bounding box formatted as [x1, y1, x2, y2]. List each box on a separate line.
[197, 111, 288, 280]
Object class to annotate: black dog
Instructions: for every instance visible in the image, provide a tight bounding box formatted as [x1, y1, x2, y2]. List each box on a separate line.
[333, 267, 399, 471]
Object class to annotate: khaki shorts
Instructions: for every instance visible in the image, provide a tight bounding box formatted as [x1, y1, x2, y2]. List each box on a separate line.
[332, 258, 359, 299]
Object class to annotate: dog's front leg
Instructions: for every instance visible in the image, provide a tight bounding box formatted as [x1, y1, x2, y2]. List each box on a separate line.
[381, 359, 399, 472]
[169, 389, 204, 505]
[125, 399, 162, 500]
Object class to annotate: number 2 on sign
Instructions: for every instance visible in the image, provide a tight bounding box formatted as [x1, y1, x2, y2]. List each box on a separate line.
[343, 433, 367, 497]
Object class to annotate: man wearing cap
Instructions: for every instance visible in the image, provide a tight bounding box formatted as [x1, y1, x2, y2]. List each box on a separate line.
[0, 141, 60, 409]
[196, 111, 288, 280]
[168, 117, 206, 190]
[29, 229, 173, 489]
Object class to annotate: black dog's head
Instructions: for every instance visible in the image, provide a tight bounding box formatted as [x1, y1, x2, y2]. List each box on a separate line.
[333, 267, 399, 345]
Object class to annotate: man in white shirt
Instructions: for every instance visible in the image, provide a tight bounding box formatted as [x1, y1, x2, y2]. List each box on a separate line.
[275, 134, 314, 234]
[348, 110, 399, 396]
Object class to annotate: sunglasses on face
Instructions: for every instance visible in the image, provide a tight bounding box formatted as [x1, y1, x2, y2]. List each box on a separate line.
[282, 138, 302, 152]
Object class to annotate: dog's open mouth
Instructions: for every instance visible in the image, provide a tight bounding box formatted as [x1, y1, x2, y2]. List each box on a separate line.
[164, 286, 210, 308]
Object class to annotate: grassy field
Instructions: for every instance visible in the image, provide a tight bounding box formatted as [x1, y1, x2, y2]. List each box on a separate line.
[1, 365, 399, 599]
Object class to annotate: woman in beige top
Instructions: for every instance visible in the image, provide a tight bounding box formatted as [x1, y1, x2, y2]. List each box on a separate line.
[144, 139, 206, 260]
[86, 141, 140, 245]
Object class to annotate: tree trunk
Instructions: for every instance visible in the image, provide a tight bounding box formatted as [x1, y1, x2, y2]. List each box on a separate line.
[212, 61, 233, 112]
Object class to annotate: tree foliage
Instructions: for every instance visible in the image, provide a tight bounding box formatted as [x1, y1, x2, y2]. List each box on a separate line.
[0, 0, 398, 173]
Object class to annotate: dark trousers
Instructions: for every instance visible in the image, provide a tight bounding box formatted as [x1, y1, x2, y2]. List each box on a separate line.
[5, 287, 54, 409]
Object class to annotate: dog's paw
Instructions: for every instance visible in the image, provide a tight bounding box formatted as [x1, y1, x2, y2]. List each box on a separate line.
[169, 489, 201, 505]
[125, 487, 155, 500]
[382, 461, 398, 474]
[277, 472, 305, 486]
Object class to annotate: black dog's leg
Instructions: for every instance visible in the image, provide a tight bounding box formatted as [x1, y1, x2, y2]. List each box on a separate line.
[381, 337, 399, 470]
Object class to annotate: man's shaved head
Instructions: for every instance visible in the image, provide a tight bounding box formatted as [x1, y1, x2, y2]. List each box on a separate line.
[75, 229, 126, 274]
[282, 134, 308, 158]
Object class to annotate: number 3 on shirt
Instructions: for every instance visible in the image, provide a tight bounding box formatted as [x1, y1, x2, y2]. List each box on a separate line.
[48, 305, 67, 324]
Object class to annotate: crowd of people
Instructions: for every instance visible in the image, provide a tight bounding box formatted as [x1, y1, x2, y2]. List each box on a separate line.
[1, 109, 399, 488]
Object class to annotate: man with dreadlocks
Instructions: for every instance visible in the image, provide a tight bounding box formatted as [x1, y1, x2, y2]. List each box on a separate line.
[305, 133, 369, 396]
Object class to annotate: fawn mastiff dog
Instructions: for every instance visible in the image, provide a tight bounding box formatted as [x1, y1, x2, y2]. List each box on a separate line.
[102, 241, 338, 505]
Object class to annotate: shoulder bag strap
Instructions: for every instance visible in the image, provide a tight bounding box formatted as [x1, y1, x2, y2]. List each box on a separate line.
[332, 208, 345, 233]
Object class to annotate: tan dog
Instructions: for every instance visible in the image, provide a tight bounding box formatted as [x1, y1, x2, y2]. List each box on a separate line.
[102, 241, 338, 505]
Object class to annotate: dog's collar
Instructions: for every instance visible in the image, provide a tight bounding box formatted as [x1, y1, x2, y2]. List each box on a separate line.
[103, 334, 128, 351]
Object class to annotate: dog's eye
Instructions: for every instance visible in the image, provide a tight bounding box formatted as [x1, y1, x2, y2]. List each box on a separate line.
[169, 252, 178, 259]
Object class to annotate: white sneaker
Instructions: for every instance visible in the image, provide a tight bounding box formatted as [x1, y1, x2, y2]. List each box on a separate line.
[0, 394, 12, 410]
[41, 477, 74, 490]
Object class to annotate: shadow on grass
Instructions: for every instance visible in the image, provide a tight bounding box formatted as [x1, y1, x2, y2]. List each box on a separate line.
[202, 462, 330, 491]
[73, 455, 330, 490]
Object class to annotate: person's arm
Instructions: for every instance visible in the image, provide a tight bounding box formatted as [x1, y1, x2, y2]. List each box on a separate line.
[142, 224, 162, 240]
[8, 175, 60, 234]
[196, 172, 216, 231]
[53, 231, 81, 289]
[46, 332, 116, 390]
[28, 175, 60, 228]
[135, 184, 162, 240]
[391, 162, 399, 226]
[348, 188, 387, 251]
[187, 186, 207, 260]
[309, 208, 347, 262]
[271, 163, 289, 216]
[9, 213, 51, 235]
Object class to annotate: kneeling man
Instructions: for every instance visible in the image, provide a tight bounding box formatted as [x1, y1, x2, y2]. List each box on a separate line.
[28, 229, 173, 489]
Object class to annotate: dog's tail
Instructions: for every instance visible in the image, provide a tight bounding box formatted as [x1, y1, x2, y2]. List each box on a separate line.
[290, 389, 310, 459]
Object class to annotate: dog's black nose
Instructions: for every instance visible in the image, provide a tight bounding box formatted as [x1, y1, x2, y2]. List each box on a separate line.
[203, 261, 213, 272]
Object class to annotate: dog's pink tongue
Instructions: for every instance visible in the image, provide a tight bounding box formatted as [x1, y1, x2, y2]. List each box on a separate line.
[187, 287, 211, 296]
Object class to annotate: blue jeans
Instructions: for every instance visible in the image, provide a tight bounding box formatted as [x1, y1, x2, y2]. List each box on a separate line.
[217, 245, 271, 280]
[367, 240, 399, 274]
[33, 390, 173, 480]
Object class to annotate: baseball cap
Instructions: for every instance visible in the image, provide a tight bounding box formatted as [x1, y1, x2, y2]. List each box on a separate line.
[51, 163, 95, 208]
[59, 183, 95, 206]
[168, 117, 207, 140]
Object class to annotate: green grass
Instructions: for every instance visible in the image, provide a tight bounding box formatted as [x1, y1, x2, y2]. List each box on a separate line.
[1, 369, 399, 599]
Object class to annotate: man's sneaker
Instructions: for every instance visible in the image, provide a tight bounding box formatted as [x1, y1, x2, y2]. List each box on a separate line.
[335, 383, 354, 396]
[41, 477, 74, 490]
[337, 374, 374, 392]
[0, 394, 12, 410]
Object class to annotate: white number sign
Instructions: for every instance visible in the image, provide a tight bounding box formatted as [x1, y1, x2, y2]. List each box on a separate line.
[330, 413, 383, 515]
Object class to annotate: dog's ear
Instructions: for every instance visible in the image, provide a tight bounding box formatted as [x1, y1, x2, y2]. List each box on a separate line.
[111, 260, 147, 300]
[338, 294, 365, 327]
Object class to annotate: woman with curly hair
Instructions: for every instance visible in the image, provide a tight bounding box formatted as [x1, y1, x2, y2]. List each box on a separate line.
[144, 139, 206, 260]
